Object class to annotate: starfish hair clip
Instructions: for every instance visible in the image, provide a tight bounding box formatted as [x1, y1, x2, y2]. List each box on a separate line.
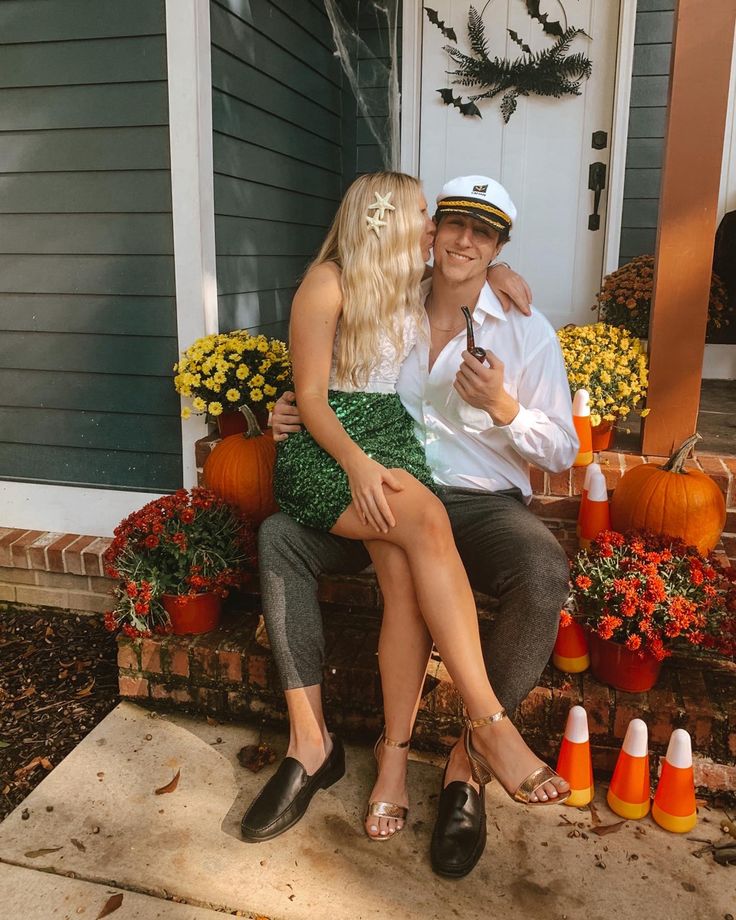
[366, 190, 395, 236]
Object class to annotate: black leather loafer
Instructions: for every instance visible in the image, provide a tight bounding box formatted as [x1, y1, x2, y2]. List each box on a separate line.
[240, 734, 345, 842]
[430, 770, 487, 879]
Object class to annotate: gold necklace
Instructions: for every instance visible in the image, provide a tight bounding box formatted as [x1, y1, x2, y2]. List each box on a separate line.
[426, 293, 465, 334]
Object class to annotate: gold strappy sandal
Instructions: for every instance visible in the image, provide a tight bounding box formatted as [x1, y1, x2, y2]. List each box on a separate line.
[464, 710, 571, 806]
[364, 731, 410, 841]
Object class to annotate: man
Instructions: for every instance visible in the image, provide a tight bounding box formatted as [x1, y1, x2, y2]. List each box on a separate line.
[241, 176, 577, 878]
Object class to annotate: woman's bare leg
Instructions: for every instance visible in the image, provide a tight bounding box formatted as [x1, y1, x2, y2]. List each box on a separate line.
[332, 470, 568, 802]
[363, 541, 432, 838]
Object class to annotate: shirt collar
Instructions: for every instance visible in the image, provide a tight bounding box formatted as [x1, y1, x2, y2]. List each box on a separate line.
[420, 277, 507, 324]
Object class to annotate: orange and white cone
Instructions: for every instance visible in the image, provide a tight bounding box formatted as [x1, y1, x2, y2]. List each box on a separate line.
[576, 461, 601, 539]
[556, 705, 594, 807]
[579, 470, 611, 551]
[607, 718, 650, 820]
[652, 729, 697, 833]
[572, 389, 593, 467]
[552, 617, 590, 673]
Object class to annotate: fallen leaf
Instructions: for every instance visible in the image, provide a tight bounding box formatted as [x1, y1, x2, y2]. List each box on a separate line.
[681, 882, 696, 892]
[206, 716, 219, 726]
[0, 741, 10, 749]
[154, 769, 181, 795]
[589, 801, 602, 826]
[237, 743, 277, 773]
[24, 846, 63, 858]
[15, 756, 44, 777]
[592, 821, 625, 837]
[71, 838, 86, 852]
[39, 757, 53, 771]
[76, 677, 96, 697]
[95, 892, 124, 919]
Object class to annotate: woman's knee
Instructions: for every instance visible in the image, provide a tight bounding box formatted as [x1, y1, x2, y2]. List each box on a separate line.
[389, 471, 452, 543]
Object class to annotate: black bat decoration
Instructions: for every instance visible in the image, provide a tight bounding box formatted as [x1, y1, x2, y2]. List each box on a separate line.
[507, 29, 532, 54]
[425, 7, 457, 43]
[438, 88, 482, 118]
[524, 0, 564, 38]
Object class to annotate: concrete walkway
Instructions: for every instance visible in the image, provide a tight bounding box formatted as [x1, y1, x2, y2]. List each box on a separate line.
[0, 702, 731, 920]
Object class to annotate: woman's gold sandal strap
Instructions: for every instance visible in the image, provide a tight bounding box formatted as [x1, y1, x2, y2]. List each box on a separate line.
[466, 708, 507, 730]
[382, 736, 410, 748]
[513, 765, 560, 802]
[367, 801, 408, 819]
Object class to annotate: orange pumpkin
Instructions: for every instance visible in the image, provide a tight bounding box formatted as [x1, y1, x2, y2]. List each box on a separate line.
[203, 408, 278, 526]
[610, 434, 726, 554]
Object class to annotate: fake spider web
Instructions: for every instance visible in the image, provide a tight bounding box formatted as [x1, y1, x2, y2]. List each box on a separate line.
[324, 0, 400, 170]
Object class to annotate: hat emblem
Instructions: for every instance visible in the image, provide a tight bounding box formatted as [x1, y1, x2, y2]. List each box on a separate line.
[472, 184, 488, 195]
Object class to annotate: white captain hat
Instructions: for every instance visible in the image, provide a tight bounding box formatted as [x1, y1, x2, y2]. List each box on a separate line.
[435, 175, 517, 233]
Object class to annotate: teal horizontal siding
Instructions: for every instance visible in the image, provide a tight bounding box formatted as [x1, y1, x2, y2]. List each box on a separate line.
[214, 136, 341, 197]
[214, 218, 325, 257]
[0, 255, 175, 296]
[0, 171, 171, 213]
[0, 36, 167, 88]
[212, 0, 341, 84]
[0, 444, 181, 492]
[0, 127, 171, 173]
[0, 407, 180, 454]
[0, 215, 174, 255]
[0, 0, 165, 44]
[214, 176, 339, 226]
[218, 289, 295, 332]
[0, 83, 168, 131]
[210, 4, 341, 111]
[619, 2, 673, 266]
[211, 47, 342, 141]
[0, 294, 175, 336]
[0, 369, 177, 415]
[212, 91, 341, 172]
[0, 1, 178, 492]
[0, 332, 177, 377]
[216, 256, 311, 295]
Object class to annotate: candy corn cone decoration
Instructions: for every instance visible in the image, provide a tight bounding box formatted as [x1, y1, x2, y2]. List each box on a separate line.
[607, 718, 650, 820]
[556, 705, 594, 806]
[652, 729, 697, 833]
[552, 617, 590, 673]
[572, 389, 593, 467]
[579, 470, 611, 551]
[576, 461, 601, 539]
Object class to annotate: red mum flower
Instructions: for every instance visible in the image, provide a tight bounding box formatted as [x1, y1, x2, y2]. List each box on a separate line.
[575, 575, 592, 591]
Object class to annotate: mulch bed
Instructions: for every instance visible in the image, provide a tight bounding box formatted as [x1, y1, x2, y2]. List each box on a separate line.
[0, 607, 119, 822]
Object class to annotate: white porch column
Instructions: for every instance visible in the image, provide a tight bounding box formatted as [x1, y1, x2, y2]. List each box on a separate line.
[165, 0, 218, 487]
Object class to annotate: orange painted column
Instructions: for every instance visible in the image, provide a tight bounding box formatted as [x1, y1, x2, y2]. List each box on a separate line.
[641, 0, 736, 456]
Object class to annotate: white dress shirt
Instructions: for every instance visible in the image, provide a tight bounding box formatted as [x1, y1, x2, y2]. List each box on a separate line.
[396, 280, 579, 501]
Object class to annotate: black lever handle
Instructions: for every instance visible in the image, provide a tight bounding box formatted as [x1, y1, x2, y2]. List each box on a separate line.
[588, 161, 607, 231]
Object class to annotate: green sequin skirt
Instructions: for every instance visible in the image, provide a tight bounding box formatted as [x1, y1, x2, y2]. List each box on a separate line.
[274, 390, 436, 531]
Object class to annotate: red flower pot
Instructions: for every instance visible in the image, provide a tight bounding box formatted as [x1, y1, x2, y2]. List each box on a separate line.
[161, 592, 222, 635]
[591, 420, 615, 452]
[216, 411, 247, 438]
[587, 629, 663, 692]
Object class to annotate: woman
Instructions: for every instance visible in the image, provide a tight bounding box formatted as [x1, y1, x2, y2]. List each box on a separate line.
[274, 171, 569, 840]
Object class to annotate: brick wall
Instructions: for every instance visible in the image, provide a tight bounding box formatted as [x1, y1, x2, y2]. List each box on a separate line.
[0, 528, 112, 613]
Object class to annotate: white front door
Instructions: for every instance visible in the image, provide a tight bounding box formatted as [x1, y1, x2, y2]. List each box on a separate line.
[419, 0, 622, 329]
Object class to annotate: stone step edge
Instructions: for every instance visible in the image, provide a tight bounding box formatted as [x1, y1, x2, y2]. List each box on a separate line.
[117, 667, 736, 797]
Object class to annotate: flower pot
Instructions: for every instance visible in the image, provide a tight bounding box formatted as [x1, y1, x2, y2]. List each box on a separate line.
[587, 630, 662, 692]
[591, 419, 615, 452]
[161, 592, 222, 635]
[217, 411, 247, 438]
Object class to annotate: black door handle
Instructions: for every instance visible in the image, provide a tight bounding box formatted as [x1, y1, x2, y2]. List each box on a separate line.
[588, 161, 607, 231]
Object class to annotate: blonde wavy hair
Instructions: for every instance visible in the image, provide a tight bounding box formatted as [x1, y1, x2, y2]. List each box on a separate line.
[310, 171, 427, 388]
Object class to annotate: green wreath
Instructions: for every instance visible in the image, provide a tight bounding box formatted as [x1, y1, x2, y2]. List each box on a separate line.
[426, 2, 593, 123]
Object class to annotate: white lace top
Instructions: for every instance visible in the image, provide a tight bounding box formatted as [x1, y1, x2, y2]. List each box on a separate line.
[328, 313, 421, 394]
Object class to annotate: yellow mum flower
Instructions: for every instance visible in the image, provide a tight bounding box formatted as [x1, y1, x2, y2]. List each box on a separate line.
[263, 384, 276, 396]
[236, 365, 248, 380]
[226, 388, 241, 402]
[250, 374, 265, 387]
[250, 388, 263, 401]
[181, 406, 191, 419]
[208, 401, 223, 416]
[192, 396, 206, 412]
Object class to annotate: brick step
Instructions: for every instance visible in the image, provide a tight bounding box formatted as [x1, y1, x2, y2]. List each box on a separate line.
[117, 600, 736, 798]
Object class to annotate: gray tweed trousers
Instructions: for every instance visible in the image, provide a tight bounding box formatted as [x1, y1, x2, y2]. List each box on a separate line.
[257, 486, 570, 715]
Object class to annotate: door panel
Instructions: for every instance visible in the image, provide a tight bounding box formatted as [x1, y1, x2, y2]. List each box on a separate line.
[419, 0, 622, 328]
